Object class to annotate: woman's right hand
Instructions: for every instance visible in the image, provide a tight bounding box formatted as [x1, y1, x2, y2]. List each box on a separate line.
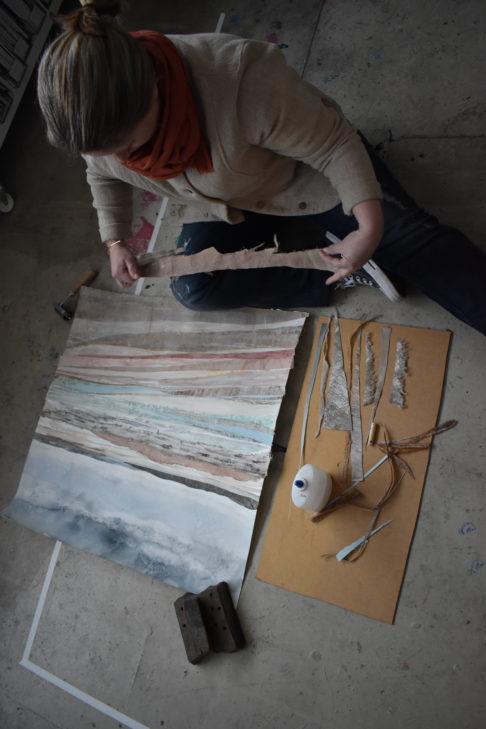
[106, 240, 140, 288]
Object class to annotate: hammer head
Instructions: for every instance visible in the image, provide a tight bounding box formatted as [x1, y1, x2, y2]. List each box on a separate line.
[54, 302, 72, 321]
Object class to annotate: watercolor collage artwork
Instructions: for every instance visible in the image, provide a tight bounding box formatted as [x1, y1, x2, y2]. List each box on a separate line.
[3, 288, 307, 600]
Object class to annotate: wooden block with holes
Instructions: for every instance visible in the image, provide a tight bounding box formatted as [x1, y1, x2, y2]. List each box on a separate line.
[174, 593, 210, 664]
[174, 581, 245, 664]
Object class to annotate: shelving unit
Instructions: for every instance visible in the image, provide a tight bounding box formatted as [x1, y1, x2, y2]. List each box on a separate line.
[0, 0, 63, 151]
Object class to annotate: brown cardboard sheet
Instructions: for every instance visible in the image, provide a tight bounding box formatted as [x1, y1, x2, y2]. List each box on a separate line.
[256, 317, 451, 623]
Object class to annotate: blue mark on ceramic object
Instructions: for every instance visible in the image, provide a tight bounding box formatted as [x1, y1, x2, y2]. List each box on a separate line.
[278, 43, 289, 49]
[230, 15, 239, 24]
[459, 522, 477, 535]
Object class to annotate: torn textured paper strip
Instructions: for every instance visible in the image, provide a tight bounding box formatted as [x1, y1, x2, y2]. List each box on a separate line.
[323, 318, 352, 431]
[139, 245, 337, 277]
[389, 339, 409, 408]
[368, 326, 392, 435]
[350, 329, 364, 482]
[364, 332, 377, 406]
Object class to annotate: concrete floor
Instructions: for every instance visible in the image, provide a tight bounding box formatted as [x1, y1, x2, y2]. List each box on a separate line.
[1, 1, 485, 727]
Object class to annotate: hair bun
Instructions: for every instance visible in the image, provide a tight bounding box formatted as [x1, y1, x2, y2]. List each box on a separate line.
[62, 0, 121, 34]
[79, 0, 121, 17]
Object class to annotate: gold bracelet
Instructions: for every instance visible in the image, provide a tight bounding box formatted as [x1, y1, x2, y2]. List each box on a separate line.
[107, 239, 123, 249]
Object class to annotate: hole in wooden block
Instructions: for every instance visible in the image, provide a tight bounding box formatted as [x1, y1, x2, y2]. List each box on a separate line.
[174, 583, 244, 662]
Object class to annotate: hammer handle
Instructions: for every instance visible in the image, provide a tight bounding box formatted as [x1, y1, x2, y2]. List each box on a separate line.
[67, 269, 98, 297]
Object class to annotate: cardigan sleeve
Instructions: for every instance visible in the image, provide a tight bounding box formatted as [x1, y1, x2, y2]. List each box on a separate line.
[84, 155, 134, 241]
[235, 40, 382, 215]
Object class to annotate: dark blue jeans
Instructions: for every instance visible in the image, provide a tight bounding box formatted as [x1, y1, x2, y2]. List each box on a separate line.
[171, 141, 486, 335]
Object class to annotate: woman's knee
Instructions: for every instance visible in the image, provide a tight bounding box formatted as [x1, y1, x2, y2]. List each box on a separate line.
[170, 273, 221, 310]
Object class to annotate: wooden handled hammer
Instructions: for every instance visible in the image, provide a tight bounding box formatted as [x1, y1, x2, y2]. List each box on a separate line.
[54, 269, 98, 320]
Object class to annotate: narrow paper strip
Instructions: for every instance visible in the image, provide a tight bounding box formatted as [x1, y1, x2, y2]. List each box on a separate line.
[368, 326, 392, 434]
[350, 329, 364, 481]
[315, 318, 332, 438]
[315, 358, 330, 437]
[300, 319, 331, 461]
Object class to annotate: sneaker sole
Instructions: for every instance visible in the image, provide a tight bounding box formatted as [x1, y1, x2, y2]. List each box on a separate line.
[324, 231, 403, 303]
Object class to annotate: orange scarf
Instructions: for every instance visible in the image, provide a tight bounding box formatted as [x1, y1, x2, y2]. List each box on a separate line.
[122, 31, 213, 179]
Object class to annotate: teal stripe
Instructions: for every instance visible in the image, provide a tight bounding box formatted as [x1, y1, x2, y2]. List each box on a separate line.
[52, 377, 160, 396]
[49, 378, 275, 445]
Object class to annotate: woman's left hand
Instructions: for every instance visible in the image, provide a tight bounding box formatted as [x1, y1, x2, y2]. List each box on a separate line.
[320, 199, 384, 286]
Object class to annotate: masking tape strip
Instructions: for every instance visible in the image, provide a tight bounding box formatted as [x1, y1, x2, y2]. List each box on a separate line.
[22, 540, 62, 663]
[20, 659, 150, 729]
[134, 195, 169, 296]
[215, 12, 226, 32]
[21, 540, 151, 729]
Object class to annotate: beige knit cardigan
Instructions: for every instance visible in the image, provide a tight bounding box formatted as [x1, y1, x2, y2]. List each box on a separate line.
[84, 33, 382, 242]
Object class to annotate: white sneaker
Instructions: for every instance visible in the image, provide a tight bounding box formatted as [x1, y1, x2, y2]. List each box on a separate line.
[324, 231, 403, 303]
